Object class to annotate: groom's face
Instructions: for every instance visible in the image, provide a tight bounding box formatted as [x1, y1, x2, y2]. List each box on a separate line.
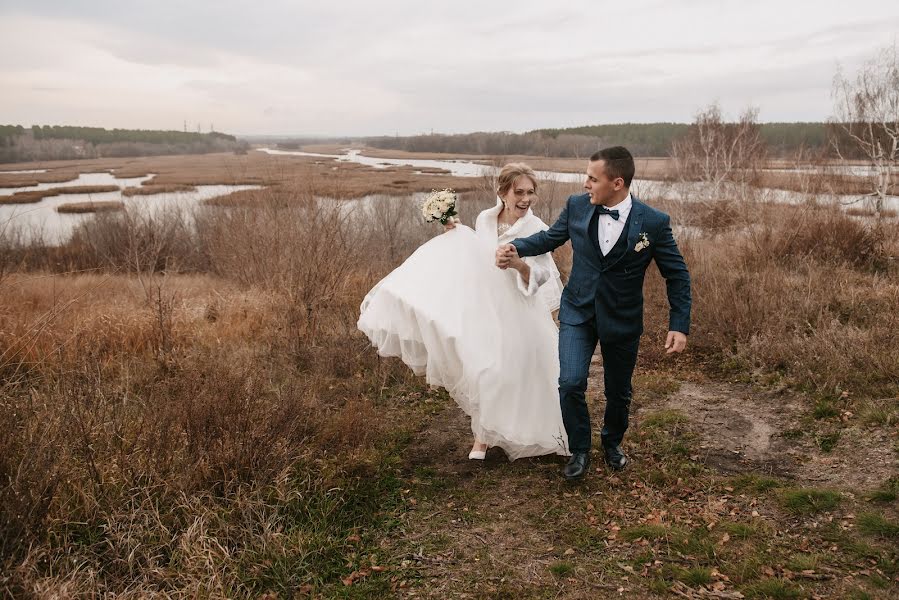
[585, 160, 624, 206]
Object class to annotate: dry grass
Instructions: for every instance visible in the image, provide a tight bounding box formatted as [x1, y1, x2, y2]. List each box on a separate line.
[638, 198, 899, 399]
[0, 267, 418, 596]
[846, 206, 899, 218]
[0, 189, 61, 203]
[55, 201, 124, 213]
[0, 171, 82, 188]
[1, 185, 121, 205]
[122, 184, 197, 196]
[53, 184, 121, 194]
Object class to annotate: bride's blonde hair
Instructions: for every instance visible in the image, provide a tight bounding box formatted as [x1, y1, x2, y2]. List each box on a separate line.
[496, 163, 538, 197]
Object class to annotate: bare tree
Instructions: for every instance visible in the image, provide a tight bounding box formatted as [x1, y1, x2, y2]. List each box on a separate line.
[831, 43, 899, 217]
[671, 103, 766, 201]
[355, 194, 429, 266]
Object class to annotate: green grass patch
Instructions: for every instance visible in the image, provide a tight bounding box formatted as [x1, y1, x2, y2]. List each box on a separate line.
[876, 552, 899, 577]
[669, 527, 717, 560]
[730, 474, 782, 493]
[743, 578, 805, 598]
[682, 566, 713, 586]
[866, 478, 898, 503]
[812, 400, 839, 420]
[549, 561, 574, 577]
[785, 553, 821, 572]
[781, 428, 804, 439]
[641, 409, 689, 429]
[816, 431, 840, 452]
[634, 372, 682, 399]
[628, 549, 656, 569]
[857, 512, 899, 539]
[859, 400, 898, 427]
[780, 488, 841, 515]
[663, 565, 713, 586]
[621, 524, 669, 542]
[726, 554, 765, 584]
[839, 537, 880, 561]
[647, 577, 670, 594]
[720, 520, 757, 540]
[240, 466, 405, 594]
[864, 573, 892, 589]
[718, 354, 752, 378]
[564, 523, 606, 552]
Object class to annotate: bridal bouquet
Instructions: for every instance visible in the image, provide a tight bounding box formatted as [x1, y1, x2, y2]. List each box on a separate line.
[420, 188, 458, 225]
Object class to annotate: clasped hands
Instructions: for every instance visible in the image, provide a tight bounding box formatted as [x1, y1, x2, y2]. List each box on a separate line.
[495, 243, 523, 271]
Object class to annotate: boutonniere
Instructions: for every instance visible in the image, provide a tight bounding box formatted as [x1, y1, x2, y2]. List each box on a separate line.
[634, 232, 650, 252]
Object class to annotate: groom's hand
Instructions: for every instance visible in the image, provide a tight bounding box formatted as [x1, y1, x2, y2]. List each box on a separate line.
[665, 331, 687, 354]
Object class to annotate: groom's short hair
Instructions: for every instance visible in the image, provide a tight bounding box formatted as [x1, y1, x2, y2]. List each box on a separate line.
[590, 146, 635, 187]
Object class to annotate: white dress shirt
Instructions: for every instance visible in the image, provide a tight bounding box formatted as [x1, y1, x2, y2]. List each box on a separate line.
[597, 193, 632, 256]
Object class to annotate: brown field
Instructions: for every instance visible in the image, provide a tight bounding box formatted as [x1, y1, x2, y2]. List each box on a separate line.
[55, 201, 124, 213]
[1, 152, 897, 598]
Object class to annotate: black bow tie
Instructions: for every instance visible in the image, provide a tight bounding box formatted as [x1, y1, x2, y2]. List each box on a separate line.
[597, 206, 620, 220]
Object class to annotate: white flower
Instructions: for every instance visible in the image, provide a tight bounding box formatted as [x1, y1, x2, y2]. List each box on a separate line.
[635, 232, 650, 252]
[420, 188, 458, 224]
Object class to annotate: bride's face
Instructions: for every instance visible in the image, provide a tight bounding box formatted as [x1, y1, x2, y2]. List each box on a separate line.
[500, 175, 537, 220]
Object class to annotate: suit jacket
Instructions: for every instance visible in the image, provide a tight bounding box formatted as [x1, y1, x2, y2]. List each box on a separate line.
[511, 193, 691, 343]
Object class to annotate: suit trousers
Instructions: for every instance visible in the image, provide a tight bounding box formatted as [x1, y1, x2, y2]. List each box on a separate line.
[558, 320, 640, 453]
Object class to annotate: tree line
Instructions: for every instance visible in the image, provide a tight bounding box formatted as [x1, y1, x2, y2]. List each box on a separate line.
[363, 122, 832, 158]
[31, 125, 236, 145]
[0, 125, 247, 163]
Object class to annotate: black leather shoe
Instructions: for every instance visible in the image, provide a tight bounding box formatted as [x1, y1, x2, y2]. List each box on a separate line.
[603, 445, 628, 471]
[564, 452, 590, 481]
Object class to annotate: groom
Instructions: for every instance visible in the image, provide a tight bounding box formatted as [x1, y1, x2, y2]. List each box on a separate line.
[497, 146, 691, 480]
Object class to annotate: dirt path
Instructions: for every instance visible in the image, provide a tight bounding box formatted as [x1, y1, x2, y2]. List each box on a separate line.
[382, 367, 898, 598]
[650, 379, 898, 491]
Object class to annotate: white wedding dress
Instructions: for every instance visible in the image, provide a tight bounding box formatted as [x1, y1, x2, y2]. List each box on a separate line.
[358, 205, 568, 460]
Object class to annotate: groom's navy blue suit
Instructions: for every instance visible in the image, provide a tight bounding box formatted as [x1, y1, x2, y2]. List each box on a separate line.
[512, 193, 691, 453]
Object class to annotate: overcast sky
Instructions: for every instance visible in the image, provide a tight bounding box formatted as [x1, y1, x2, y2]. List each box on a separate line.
[1, 1, 897, 136]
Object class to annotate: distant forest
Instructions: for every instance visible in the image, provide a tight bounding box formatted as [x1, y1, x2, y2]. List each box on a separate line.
[364, 122, 831, 158]
[0, 125, 248, 163]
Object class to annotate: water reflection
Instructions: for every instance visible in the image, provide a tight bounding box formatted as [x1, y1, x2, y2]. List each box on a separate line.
[259, 148, 898, 212]
[0, 172, 260, 244]
[259, 148, 585, 183]
[0, 172, 153, 196]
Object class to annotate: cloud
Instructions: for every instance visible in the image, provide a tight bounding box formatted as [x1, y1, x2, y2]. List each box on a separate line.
[1, 1, 898, 135]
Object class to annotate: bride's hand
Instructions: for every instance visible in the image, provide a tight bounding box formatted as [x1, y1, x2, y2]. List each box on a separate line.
[504, 245, 525, 270]
[495, 244, 514, 269]
[443, 217, 457, 232]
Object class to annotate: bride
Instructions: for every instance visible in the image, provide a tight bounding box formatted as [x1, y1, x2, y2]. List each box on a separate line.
[357, 163, 568, 461]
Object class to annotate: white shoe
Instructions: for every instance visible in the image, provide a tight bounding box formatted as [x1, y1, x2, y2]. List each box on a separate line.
[469, 441, 488, 460]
